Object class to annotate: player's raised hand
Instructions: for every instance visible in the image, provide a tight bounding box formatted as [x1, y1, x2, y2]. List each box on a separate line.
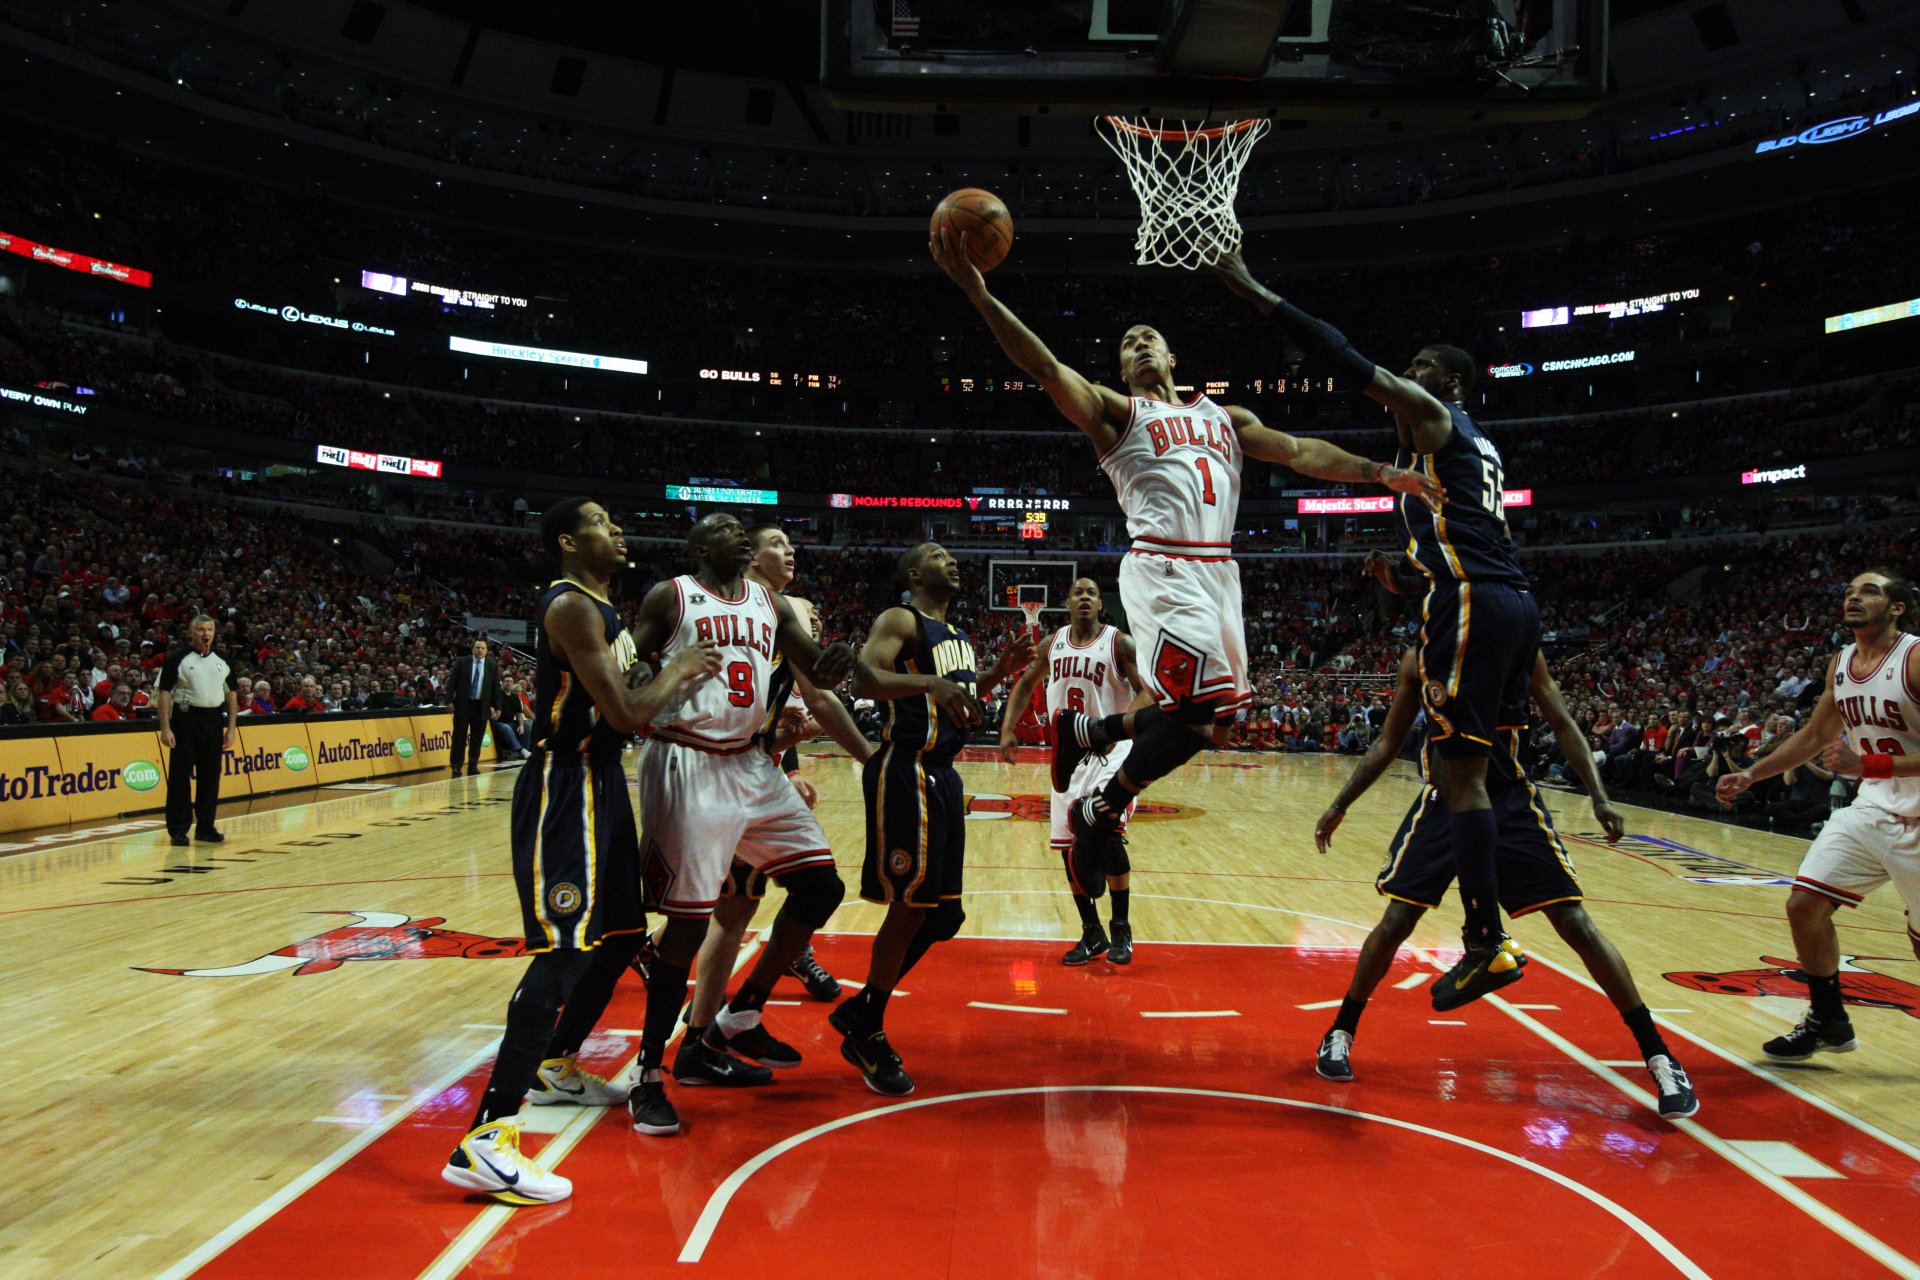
[931, 678, 984, 729]
[1592, 800, 1625, 843]
[662, 640, 722, 687]
[929, 224, 986, 297]
[990, 630, 1037, 684]
[1313, 803, 1345, 854]
[1205, 247, 1270, 307]
[813, 640, 856, 687]
[1379, 464, 1445, 509]
[1714, 768, 1754, 805]
[1821, 737, 1864, 776]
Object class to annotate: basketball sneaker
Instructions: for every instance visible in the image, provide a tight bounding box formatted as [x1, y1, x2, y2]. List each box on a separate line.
[1761, 1011, 1858, 1061]
[1063, 927, 1109, 966]
[1054, 710, 1107, 793]
[672, 1035, 773, 1087]
[708, 1006, 802, 1069]
[1646, 1055, 1699, 1119]
[629, 1073, 681, 1136]
[1108, 921, 1134, 965]
[787, 946, 841, 1001]
[829, 996, 914, 1097]
[1315, 1028, 1355, 1083]
[1431, 935, 1527, 1011]
[527, 1055, 627, 1106]
[442, 1119, 571, 1204]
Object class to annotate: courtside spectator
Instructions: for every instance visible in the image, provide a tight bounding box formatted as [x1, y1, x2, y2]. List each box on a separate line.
[92, 685, 136, 722]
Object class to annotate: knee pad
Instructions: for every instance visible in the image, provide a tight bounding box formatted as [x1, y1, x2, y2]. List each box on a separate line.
[774, 864, 845, 931]
[923, 899, 966, 944]
[1166, 696, 1218, 728]
[1103, 833, 1131, 877]
[1066, 840, 1106, 901]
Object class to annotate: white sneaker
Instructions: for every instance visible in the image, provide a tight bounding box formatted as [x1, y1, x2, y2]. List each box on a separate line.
[442, 1119, 571, 1204]
[528, 1055, 628, 1106]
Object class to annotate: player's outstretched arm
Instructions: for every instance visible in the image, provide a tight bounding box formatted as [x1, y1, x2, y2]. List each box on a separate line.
[1316, 649, 1422, 853]
[552, 587, 719, 734]
[997, 648, 1049, 763]
[1209, 250, 1454, 454]
[1529, 654, 1623, 841]
[929, 225, 1129, 446]
[977, 630, 1036, 699]
[1227, 407, 1445, 506]
[766, 591, 856, 691]
[851, 606, 984, 727]
[796, 678, 874, 764]
[1718, 656, 1844, 802]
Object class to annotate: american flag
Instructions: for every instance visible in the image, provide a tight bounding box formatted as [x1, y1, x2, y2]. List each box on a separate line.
[890, 0, 920, 37]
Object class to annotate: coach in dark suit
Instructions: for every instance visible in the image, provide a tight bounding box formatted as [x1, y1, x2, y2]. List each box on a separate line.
[451, 637, 499, 777]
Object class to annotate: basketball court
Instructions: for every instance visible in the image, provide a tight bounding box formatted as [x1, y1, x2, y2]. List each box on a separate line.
[5, 748, 1917, 1279]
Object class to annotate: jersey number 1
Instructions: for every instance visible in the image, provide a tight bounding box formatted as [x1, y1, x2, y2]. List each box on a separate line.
[1195, 457, 1216, 506]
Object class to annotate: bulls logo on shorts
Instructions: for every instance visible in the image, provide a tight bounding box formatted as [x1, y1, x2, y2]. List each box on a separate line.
[1425, 680, 1449, 708]
[888, 848, 913, 875]
[547, 882, 582, 915]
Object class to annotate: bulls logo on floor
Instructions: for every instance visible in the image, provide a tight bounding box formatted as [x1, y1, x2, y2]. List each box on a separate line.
[962, 792, 1201, 822]
[1664, 954, 1920, 1020]
[134, 910, 526, 977]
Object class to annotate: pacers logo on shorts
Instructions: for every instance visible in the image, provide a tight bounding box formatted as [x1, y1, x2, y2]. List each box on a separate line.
[1424, 680, 1449, 708]
[548, 882, 582, 915]
[887, 849, 913, 875]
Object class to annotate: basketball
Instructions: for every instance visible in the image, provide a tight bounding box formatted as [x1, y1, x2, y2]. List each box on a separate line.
[931, 187, 1013, 272]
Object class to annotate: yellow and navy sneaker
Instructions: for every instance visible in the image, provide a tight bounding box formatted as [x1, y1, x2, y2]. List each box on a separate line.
[1431, 936, 1527, 1011]
[527, 1055, 627, 1106]
[442, 1120, 571, 1205]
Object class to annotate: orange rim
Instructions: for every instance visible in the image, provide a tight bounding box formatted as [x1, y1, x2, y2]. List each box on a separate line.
[1102, 116, 1265, 142]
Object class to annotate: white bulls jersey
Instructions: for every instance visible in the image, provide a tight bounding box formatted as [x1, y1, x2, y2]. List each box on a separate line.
[651, 575, 783, 751]
[1046, 624, 1130, 720]
[1833, 631, 1920, 817]
[1101, 393, 1242, 554]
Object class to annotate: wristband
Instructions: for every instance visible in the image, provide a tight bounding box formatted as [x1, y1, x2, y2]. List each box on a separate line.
[1861, 753, 1894, 780]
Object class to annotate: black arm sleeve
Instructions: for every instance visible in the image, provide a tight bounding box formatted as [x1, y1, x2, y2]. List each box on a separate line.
[1268, 297, 1378, 389]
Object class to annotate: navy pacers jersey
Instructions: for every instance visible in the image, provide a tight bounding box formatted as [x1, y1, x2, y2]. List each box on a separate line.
[879, 607, 978, 763]
[529, 579, 637, 756]
[1398, 405, 1530, 590]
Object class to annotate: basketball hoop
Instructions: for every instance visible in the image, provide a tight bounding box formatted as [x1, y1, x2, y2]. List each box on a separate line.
[1098, 116, 1271, 271]
[1019, 600, 1048, 641]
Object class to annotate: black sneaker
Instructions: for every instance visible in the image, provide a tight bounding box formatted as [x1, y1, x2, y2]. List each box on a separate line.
[1762, 1011, 1858, 1062]
[628, 1076, 681, 1135]
[706, 1014, 802, 1069]
[840, 1027, 914, 1097]
[169, 835, 190, 847]
[627, 933, 656, 983]
[1062, 928, 1109, 967]
[787, 946, 841, 1001]
[1108, 921, 1134, 966]
[1316, 1028, 1355, 1082]
[828, 994, 872, 1039]
[1051, 709, 1094, 793]
[1647, 1054, 1699, 1118]
[1431, 936, 1527, 1012]
[671, 1035, 774, 1087]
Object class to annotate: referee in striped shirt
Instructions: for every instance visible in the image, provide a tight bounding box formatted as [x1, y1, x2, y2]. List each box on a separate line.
[157, 615, 239, 847]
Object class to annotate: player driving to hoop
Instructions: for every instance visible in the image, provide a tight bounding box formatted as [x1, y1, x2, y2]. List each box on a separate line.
[931, 225, 1443, 887]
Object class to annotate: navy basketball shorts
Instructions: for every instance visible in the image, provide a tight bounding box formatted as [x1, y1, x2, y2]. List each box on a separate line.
[1375, 780, 1581, 916]
[720, 859, 770, 902]
[1419, 581, 1541, 758]
[510, 752, 646, 952]
[861, 745, 965, 908]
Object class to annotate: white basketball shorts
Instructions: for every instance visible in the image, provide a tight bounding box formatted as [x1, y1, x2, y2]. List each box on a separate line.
[1118, 552, 1250, 720]
[635, 740, 835, 920]
[1792, 802, 1920, 942]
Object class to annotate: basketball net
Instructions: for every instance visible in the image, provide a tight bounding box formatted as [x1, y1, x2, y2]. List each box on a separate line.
[1019, 600, 1048, 641]
[1098, 116, 1271, 271]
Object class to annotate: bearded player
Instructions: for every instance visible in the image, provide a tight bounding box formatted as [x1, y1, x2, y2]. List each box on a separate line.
[441, 499, 721, 1205]
[672, 523, 872, 1087]
[999, 579, 1149, 965]
[1211, 250, 1538, 1009]
[1719, 568, 1920, 1060]
[1315, 643, 1699, 1119]
[932, 227, 1441, 915]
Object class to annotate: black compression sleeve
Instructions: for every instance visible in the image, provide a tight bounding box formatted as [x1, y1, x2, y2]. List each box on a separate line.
[1268, 297, 1378, 388]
